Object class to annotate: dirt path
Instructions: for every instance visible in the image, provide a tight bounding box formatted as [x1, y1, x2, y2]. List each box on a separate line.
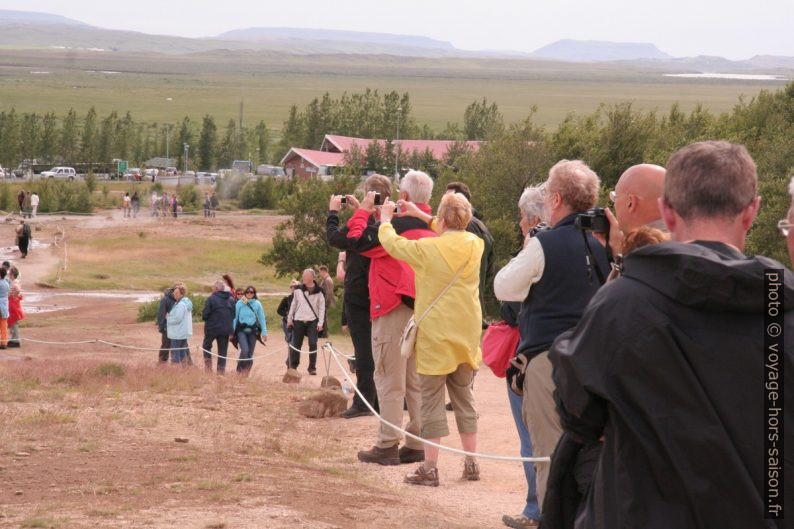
[0, 209, 532, 529]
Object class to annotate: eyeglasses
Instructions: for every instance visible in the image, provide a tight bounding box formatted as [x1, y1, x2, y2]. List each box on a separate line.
[777, 218, 793, 237]
[245, 290, 255, 295]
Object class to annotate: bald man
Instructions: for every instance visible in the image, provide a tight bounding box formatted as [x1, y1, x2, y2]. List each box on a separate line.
[599, 164, 666, 259]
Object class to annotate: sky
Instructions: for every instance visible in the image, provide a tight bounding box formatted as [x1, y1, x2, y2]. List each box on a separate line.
[1, 0, 793, 59]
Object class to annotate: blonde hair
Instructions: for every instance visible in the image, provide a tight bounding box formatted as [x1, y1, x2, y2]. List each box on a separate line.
[172, 282, 188, 295]
[546, 160, 600, 213]
[623, 226, 669, 254]
[438, 192, 473, 231]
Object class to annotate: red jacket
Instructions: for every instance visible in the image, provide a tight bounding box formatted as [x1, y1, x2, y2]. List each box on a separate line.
[346, 204, 436, 320]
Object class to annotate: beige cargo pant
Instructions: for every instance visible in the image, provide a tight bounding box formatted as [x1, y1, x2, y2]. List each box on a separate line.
[371, 303, 423, 450]
[522, 350, 562, 510]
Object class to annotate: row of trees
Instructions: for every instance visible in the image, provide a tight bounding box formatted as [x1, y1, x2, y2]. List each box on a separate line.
[0, 108, 271, 172]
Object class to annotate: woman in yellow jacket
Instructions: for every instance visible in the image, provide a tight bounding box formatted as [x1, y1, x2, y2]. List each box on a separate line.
[378, 191, 484, 487]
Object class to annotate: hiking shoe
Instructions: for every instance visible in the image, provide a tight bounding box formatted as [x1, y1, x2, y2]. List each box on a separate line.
[462, 461, 480, 481]
[502, 514, 540, 528]
[357, 445, 400, 466]
[404, 465, 439, 487]
[7, 342, 19, 348]
[308, 368, 317, 376]
[398, 446, 425, 464]
[341, 406, 372, 419]
[445, 401, 454, 411]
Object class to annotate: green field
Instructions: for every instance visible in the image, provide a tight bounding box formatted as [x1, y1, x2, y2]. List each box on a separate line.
[0, 49, 787, 131]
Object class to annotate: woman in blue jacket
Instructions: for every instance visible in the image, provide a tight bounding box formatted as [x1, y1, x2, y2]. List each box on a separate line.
[232, 285, 267, 376]
[166, 282, 193, 364]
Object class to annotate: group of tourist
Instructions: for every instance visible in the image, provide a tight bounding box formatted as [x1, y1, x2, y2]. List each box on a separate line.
[16, 191, 39, 218]
[323, 144, 793, 528]
[149, 191, 180, 218]
[149, 140, 793, 528]
[0, 260, 25, 350]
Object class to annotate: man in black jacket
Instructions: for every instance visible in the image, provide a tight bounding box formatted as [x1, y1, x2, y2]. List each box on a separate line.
[202, 280, 235, 374]
[550, 141, 794, 529]
[326, 174, 390, 418]
[156, 287, 176, 364]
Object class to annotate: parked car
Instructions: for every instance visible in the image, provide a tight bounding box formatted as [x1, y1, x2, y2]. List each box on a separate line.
[144, 168, 158, 180]
[40, 166, 77, 180]
[165, 167, 178, 176]
[256, 164, 286, 178]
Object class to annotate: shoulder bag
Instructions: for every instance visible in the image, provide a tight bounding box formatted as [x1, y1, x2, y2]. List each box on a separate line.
[400, 260, 467, 359]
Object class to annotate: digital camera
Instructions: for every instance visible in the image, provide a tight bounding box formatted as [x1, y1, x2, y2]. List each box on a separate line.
[574, 207, 609, 233]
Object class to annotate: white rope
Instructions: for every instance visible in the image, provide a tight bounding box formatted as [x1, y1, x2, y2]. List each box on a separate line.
[323, 342, 551, 464]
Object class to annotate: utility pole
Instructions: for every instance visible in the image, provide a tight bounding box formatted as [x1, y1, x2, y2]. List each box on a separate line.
[183, 143, 189, 175]
[394, 106, 402, 183]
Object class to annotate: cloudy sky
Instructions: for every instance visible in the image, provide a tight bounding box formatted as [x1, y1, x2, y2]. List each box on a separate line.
[2, 0, 792, 59]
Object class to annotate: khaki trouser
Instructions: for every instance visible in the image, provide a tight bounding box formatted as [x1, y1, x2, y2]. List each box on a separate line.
[372, 303, 423, 450]
[420, 363, 477, 439]
[522, 350, 562, 511]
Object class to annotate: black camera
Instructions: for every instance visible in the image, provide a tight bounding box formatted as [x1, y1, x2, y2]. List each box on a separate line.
[575, 207, 610, 233]
[374, 192, 382, 206]
[340, 196, 347, 205]
[529, 222, 549, 238]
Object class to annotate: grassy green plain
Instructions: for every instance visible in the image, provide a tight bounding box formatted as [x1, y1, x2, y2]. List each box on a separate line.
[0, 49, 787, 131]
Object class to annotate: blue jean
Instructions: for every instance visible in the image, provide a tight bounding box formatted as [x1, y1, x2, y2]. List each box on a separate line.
[507, 380, 542, 520]
[236, 330, 257, 373]
[170, 339, 189, 364]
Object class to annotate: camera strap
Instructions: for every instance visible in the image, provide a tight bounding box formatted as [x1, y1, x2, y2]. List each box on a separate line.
[582, 231, 607, 286]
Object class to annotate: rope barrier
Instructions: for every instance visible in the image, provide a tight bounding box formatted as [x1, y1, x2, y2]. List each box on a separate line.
[323, 342, 551, 464]
[4, 335, 551, 463]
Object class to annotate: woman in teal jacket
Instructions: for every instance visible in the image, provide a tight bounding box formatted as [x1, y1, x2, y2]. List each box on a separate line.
[233, 285, 267, 375]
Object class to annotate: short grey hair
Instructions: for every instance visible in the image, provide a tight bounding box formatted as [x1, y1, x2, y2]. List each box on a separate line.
[400, 170, 433, 204]
[213, 280, 225, 291]
[302, 268, 316, 278]
[518, 186, 545, 222]
[546, 160, 600, 213]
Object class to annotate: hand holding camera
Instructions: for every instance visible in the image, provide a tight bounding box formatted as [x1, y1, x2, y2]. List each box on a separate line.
[379, 199, 399, 222]
[360, 191, 380, 212]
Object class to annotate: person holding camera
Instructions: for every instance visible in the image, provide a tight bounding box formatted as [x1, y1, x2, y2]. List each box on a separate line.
[494, 160, 608, 509]
[596, 163, 667, 278]
[377, 192, 484, 487]
[549, 141, 794, 528]
[326, 174, 393, 418]
[346, 170, 437, 466]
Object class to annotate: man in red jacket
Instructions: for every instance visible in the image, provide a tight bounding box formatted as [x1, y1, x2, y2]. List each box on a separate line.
[347, 170, 437, 466]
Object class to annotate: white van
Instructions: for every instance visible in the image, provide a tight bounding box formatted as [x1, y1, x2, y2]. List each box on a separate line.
[40, 166, 77, 180]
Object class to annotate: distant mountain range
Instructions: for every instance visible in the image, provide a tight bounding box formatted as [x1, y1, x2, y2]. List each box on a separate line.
[0, 8, 793, 71]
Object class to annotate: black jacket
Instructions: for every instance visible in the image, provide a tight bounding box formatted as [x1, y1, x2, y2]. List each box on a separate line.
[549, 241, 794, 529]
[277, 293, 293, 323]
[467, 213, 495, 323]
[326, 210, 370, 304]
[156, 288, 176, 334]
[202, 290, 235, 336]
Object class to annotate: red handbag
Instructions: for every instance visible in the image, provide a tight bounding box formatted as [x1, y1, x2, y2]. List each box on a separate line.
[482, 321, 520, 378]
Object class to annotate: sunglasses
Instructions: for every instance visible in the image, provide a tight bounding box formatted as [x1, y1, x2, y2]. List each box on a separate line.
[245, 290, 255, 294]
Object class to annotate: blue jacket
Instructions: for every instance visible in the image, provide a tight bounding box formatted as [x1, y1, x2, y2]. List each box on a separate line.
[233, 298, 267, 335]
[167, 297, 193, 340]
[0, 279, 8, 319]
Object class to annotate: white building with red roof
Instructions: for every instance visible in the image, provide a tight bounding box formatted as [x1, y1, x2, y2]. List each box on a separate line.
[280, 134, 481, 179]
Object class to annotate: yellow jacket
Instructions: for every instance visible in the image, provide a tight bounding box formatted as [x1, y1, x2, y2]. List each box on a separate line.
[379, 221, 484, 376]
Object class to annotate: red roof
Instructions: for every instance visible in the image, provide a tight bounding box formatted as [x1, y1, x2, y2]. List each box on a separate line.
[280, 148, 345, 168]
[321, 134, 481, 159]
